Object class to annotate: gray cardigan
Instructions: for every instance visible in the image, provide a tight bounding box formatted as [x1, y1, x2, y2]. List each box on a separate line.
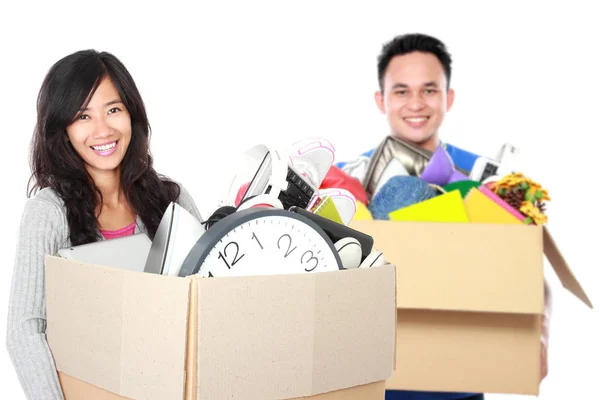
[6, 183, 202, 400]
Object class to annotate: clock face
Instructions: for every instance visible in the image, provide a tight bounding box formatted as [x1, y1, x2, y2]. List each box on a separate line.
[179, 208, 342, 278]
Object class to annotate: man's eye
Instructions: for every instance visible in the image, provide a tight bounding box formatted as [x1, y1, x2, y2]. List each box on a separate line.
[424, 89, 437, 94]
[394, 90, 407, 95]
[108, 107, 121, 114]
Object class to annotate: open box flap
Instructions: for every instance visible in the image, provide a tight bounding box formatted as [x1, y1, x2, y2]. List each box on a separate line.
[543, 226, 593, 308]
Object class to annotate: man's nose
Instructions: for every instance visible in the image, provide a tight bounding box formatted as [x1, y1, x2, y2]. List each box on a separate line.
[406, 93, 425, 110]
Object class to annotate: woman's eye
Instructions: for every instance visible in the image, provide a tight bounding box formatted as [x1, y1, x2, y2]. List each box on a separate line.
[108, 107, 121, 114]
[78, 114, 89, 120]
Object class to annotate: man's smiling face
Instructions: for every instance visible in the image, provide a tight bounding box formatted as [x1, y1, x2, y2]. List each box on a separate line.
[375, 51, 455, 151]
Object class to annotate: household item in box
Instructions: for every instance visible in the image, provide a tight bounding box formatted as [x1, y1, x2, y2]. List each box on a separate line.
[289, 205, 374, 262]
[362, 136, 470, 201]
[313, 189, 357, 226]
[58, 233, 151, 272]
[178, 208, 343, 278]
[144, 202, 205, 276]
[388, 190, 469, 223]
[362, 136, 433, 201]
[463, 187, 523, 224]
[420, 146, 455, 186]
[442, 180, 481, 198]
[368, 176, 438, 220]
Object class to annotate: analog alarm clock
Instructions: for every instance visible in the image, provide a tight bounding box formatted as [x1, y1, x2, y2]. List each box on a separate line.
[178, 207, 343, 277]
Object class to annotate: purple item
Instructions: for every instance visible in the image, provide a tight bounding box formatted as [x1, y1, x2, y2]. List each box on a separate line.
[447, 169, 469, 183]
[420, 146, 455, 186]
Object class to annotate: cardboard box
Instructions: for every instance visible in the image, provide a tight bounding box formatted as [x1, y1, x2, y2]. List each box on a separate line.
[44, 256, 397, 400]
[348, 220, 592, 396]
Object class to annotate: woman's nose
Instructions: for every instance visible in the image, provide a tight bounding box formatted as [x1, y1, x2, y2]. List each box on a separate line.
[91, 117, 112, 139]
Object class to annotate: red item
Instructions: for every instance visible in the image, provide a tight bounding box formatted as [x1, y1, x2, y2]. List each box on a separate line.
[319, 166, 369, 205]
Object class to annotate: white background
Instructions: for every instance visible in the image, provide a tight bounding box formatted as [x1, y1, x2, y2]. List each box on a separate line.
[1, 1, 598, 399]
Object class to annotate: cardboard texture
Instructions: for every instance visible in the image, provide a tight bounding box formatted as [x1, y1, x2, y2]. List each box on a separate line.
[45, 257, 191, 400]
[57, 373, 386, 400]
[45, 256, 396, 400]
[193, 269, 394, 399]
[349, 219, 592, 395]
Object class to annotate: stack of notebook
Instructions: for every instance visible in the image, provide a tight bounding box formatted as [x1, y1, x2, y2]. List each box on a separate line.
[387, 186, 526, 225]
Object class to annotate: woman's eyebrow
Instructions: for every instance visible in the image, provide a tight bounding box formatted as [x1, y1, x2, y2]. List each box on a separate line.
[81, 99, 123, 111]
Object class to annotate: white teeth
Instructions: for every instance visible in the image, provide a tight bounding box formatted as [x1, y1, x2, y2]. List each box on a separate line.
[405, 117, 427, 123]
[92, 142, 117, 151]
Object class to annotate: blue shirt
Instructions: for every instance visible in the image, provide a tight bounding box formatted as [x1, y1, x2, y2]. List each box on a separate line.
[337, 141, 483, 400]
[336, 142, 480, 176]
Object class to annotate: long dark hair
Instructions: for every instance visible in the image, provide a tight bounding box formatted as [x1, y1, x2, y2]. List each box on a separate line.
[28, 49, 180, 245]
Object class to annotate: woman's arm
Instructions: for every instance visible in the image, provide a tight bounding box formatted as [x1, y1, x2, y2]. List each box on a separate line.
[176, 183, 204, 223]
[6, 195, 67, 400]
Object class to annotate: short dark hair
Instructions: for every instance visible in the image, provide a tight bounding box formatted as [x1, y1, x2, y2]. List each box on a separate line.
[377, 33, 452, 91]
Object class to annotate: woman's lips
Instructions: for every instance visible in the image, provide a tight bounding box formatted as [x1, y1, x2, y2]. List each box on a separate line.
[90, 140, 118, 156]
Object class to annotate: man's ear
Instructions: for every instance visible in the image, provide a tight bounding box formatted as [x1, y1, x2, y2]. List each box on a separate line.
[446, 88, 455, 111]
[375, 91, 385, 114]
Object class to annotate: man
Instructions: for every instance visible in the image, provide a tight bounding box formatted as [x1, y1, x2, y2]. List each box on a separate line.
[336, 33, 550, 400]
[337, 33, 480, 184]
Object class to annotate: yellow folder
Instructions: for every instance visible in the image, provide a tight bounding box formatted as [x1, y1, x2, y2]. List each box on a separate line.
[388, 190, 470, 222]
[463, 188, 523, 224]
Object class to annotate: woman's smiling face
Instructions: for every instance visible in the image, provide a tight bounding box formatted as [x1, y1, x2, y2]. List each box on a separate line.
[66, 77, 132, 174]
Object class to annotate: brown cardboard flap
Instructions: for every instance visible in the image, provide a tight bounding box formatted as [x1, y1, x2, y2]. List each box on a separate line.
[58, 373, 385, 400]
[45, 256, 190, 400]
[59, 372, 131, 399]
[349, 221, 544, 315]
[195, 265, 397, 400]
[543, 227, 593, 308]
[388, 309, 541, 395]
[291, 381, 386, 400]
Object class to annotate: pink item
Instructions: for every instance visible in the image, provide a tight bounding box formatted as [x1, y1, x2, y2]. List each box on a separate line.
[478, 185, 526, 222]
[100, 221, 137, 240]
[235, 181, 252, 207]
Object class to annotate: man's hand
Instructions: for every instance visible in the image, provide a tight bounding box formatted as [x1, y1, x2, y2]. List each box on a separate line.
[540, 278, 552, 383]
[540, 338, 548, 382]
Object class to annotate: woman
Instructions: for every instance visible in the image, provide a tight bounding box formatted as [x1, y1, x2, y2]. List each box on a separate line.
[6, 49, 202, 399]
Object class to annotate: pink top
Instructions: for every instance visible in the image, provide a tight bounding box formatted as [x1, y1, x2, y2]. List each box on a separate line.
[100, 221, 137, 240]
